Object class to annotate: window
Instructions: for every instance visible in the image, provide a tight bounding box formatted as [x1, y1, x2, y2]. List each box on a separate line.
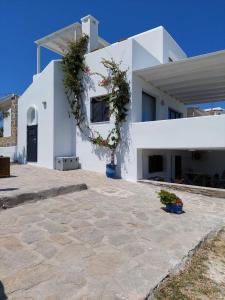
[142, 92, 156, 122]
[27, 106, 38, 126]
[149, 155, 163, 173]
[168, 108, 183, 119]
[91, 96, 110, 123]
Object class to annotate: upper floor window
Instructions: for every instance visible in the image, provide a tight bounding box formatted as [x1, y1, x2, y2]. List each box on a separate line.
[90, 96, 110, 123]
[168, 108, 183, 119]
[142, 92, 156, 122]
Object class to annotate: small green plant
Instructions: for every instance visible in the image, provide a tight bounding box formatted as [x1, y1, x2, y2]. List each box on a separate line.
[158, 190, 183, 205]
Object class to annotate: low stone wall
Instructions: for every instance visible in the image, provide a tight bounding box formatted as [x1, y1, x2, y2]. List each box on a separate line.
[0, 97, 18, 147]
[139, 179, 225, 199]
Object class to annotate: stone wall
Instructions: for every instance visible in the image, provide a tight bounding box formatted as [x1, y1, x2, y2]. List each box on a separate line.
[0, 96, 18, 147]
[139, 179, 225, 199]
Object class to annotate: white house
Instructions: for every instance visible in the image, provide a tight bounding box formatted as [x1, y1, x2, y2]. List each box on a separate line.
[17, 15, 225, 186]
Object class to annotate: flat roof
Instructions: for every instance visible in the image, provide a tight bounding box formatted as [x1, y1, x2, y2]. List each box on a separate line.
[134, 50, 225, 104]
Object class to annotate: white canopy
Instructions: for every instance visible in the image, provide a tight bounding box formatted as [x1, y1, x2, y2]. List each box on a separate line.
[134, 50, 225, 104]
[34, 20, 109, 73]
[35, 22, 82, 55]
[35, 22, 108, 55]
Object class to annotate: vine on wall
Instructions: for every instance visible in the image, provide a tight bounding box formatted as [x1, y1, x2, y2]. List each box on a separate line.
[62, 35, 130, 165]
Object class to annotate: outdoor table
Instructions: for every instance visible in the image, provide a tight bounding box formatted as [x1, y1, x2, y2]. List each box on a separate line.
[185, 172, 209, 186]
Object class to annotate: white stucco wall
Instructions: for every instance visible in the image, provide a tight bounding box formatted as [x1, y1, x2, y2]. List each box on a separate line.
[76, 38, 134, 178]
[17, 61, 55, 168]
[132, 27, 164, 71]
[162, 28, 187, 62]
[132, 115, 225, 150]
[53, 61, 76, 162]
[0, 146, 17, 161]
[17, 60, 78, 169]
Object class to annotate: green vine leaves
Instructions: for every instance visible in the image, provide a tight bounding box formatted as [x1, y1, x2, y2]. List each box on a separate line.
[62, 35, 130, 158]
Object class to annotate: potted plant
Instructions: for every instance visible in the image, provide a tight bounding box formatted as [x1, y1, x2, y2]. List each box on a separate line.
[158, 190, 183, 214]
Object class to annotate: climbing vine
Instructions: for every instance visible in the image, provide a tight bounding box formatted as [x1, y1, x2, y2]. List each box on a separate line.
[62, 35, 130, 165]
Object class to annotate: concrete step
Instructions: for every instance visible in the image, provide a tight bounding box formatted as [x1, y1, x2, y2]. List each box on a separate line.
[0, 183, 87, 209]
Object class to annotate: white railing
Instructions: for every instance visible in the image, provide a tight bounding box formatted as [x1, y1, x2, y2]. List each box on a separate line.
[131, 114, 225, 149]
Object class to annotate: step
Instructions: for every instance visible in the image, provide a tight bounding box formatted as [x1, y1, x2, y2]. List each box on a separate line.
[0, 183, 88, 209]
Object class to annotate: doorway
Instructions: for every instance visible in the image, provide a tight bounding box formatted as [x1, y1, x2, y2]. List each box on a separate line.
[27, 125, 38, 162]
[175, 155, 182, 179]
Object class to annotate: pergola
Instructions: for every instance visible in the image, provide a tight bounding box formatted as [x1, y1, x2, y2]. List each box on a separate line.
[34, 22, 109, 74]
[134, 50, 225, 104]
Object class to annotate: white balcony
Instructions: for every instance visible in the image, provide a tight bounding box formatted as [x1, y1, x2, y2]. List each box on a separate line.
[132, 114, 225, 150]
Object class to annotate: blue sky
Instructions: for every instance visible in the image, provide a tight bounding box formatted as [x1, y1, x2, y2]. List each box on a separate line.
[1, 0, 225, 108]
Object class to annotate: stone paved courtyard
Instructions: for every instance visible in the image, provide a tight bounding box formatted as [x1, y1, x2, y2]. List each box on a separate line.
[0, 165, 225, 299]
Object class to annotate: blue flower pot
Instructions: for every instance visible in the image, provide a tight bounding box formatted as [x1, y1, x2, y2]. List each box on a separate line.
[166, 203, 183, 214]
[106, 164, 117, 178]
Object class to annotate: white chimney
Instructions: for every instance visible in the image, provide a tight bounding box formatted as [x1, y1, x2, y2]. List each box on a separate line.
[81, 15, 99, 52]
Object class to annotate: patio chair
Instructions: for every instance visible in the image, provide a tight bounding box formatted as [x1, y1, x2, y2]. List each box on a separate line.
[212, 174, 220, 188]
[219, 171, 225, 188]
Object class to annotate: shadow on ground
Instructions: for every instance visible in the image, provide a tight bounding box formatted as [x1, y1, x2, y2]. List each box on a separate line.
[0, 188, 18, 192]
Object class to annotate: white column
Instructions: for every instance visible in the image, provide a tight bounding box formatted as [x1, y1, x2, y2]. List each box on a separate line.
[37, 45, 41, 74]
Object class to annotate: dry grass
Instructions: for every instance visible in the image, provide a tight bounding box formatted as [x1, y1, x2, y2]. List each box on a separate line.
[154, 228, 225, 300]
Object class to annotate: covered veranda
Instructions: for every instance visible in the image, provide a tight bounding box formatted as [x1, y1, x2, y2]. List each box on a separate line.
[134, 49, 225, 188]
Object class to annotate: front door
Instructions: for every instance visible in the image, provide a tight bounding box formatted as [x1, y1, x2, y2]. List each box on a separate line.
[27, 125, 37, 162]
[175, 155, 182, 179]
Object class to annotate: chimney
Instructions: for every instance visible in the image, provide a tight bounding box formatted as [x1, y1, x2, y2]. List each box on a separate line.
[81, 15, 99, 52]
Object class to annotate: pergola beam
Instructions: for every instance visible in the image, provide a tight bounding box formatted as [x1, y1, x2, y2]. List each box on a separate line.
[164, 81, 225, 93]
[182, 95, 225, 104]
[150, 69, 225, 86]
[174, 88, 225, 98]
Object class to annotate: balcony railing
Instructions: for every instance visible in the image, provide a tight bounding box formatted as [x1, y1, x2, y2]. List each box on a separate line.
[131, 114, 225, 149]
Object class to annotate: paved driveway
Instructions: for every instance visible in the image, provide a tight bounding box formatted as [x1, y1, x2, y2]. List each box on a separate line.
[1, 165, 225, 299]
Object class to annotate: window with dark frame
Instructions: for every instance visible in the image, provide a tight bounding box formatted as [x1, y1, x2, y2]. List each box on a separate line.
[148, 155, 163, 173]
[168, 108, 183, 119]
[142, 92, 156, 122]
[90, 96, 110, 123]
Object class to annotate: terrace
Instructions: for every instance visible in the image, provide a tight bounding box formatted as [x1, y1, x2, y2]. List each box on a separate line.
[133, 49, 225, 187]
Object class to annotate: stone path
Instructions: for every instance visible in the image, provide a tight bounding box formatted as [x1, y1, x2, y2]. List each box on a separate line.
[0, 165, 225, 299]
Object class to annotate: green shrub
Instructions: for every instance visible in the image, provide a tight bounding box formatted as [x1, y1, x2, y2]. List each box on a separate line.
[158, 190, 179, 205]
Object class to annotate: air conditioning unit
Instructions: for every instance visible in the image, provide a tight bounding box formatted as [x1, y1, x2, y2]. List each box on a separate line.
[55, 156, 79, 171]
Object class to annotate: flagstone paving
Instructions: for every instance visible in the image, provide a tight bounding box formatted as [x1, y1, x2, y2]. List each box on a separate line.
[0, 165, 225, 299]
